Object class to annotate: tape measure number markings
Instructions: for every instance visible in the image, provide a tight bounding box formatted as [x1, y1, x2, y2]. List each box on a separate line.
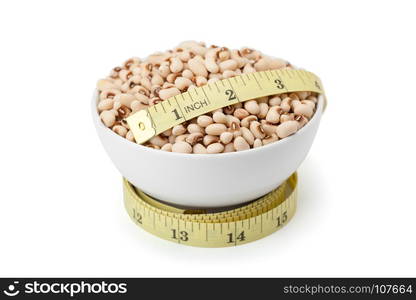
[127, 69, 324, 144]
[123, 173, 298, 247]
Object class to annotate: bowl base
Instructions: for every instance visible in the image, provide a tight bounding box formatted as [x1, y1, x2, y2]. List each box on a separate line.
[123, 173, 298, 247]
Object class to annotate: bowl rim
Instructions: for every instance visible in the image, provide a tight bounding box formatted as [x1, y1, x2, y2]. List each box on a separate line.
[92, 91, 323, 159]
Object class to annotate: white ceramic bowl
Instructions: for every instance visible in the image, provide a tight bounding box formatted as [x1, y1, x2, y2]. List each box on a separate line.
[93, 91, 323, 207]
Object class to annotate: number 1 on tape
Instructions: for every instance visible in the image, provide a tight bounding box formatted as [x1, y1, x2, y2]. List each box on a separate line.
[127, 69, 324, 144]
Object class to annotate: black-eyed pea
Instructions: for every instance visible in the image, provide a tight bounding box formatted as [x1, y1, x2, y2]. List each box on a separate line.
[280, 113, 295, 123]
[187, 123, 204, 134]
[159, 64, 170, 78]
[219, 59, 238, 72]
[218, 47, 230, 61]
[295, 115, 308, 129]
[223, 105, 235, 115]
[113, 101, 122, 111]
[166, 73, 179, 83]
[301, 100, 316, 110]
[172, 124, 187, 136]
[126, 130, 135, 142]
[254, 96, 267, 104]
[131, 66, 142, 76]
[161, 143, 173, 152]
[147, 144, 161, 150]
[231, 128, 242, 138]
[241, 127, 255, 145]
[151, 73, 164, 86]
[205, 123, 227, 135]
[230, 50, 248, 68]
[220, 131, 233, 144]
[243, 63, 256, 73]
[99, 88, 121, 100]
[269, 58, 286, 69]
[117, 105, 131, 119]
[276, 120, 299, 138]
[253, 138, 262, 148]
[258, 103, 269, 118]
[186, 132, 204, 145]
[193, 143, 208, 154]
[175, 134, 190, 143]
[291, 100, 302, 110]
[241, 115, 258, 128]
[170, 57, 184, 73]
[222, 70, 236, 78]
[254, 58, 270, 71]
[297, 91, 309, 100]
[100, 110, 116, 127]
[140, 77, 152, 90]
[289, 92, 300, 100]
[209, 73, 223, 80]
[97, 79, 116, 91]
[281, 97, 292, 112]
[269, 95, 281, 106]
[294, 104, 314, 118]
[234, 108, 249, 120]
[175, 77, 193, 90]
[182, 69, 194, 79]
[162, 128, 172, 137]
[226, 115, 240, 127]
[134, 93, 149, 105]
[250, 121, 266, 139]
[203, 135, 219, 146]
[168, 135, 176, 144]
[112, 125, 128, 137]
[178, 51, 191, 62]
[207, 78, 220, 84]
[119, 69, 132, 82]
[149, 97, 163, 106]
[98, 99, 114, 112]
[223, 143, 235, 153]
[266, 106, 282, 124]
[196, 76, 207, 86]
[205, 58, 219, 73]
[162, 82, 175, 89]
[159, 87, 181, 100]
[213, 111, 227, 124]
[234, 136, 250, 151]
[260, 121, 278, 136]
[188, 58, 208, 77]
[172, 141, 192, 153]
[114, 93, 135, 107]
[262, 134, 279, 145]
[197, 115, 213, 127]
[150, 135, 168, 147]
[207, 143, 224, 154]
[130, 100, 147, 113]
[307, 95, 318, 103]
[233, 102, 243, 109]
[244, 100, 260, 115]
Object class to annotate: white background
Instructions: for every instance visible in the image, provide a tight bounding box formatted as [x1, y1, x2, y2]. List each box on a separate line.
[0, 0, 415, 277]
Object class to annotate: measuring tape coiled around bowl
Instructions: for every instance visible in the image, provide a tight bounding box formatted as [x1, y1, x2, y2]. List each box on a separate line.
[127, 69, 325, 144]
[124, 172, 297, 247]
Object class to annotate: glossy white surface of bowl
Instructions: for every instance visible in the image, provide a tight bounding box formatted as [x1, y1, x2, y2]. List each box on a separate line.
[93, 91, 323, 207]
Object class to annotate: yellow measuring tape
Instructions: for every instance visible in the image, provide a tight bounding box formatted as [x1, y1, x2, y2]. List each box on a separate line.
[124, 173, 297, 247]
[127, 69, 324, 144]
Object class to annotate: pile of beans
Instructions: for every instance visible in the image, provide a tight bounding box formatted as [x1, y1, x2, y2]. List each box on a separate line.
[97, 41, 318, 154]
